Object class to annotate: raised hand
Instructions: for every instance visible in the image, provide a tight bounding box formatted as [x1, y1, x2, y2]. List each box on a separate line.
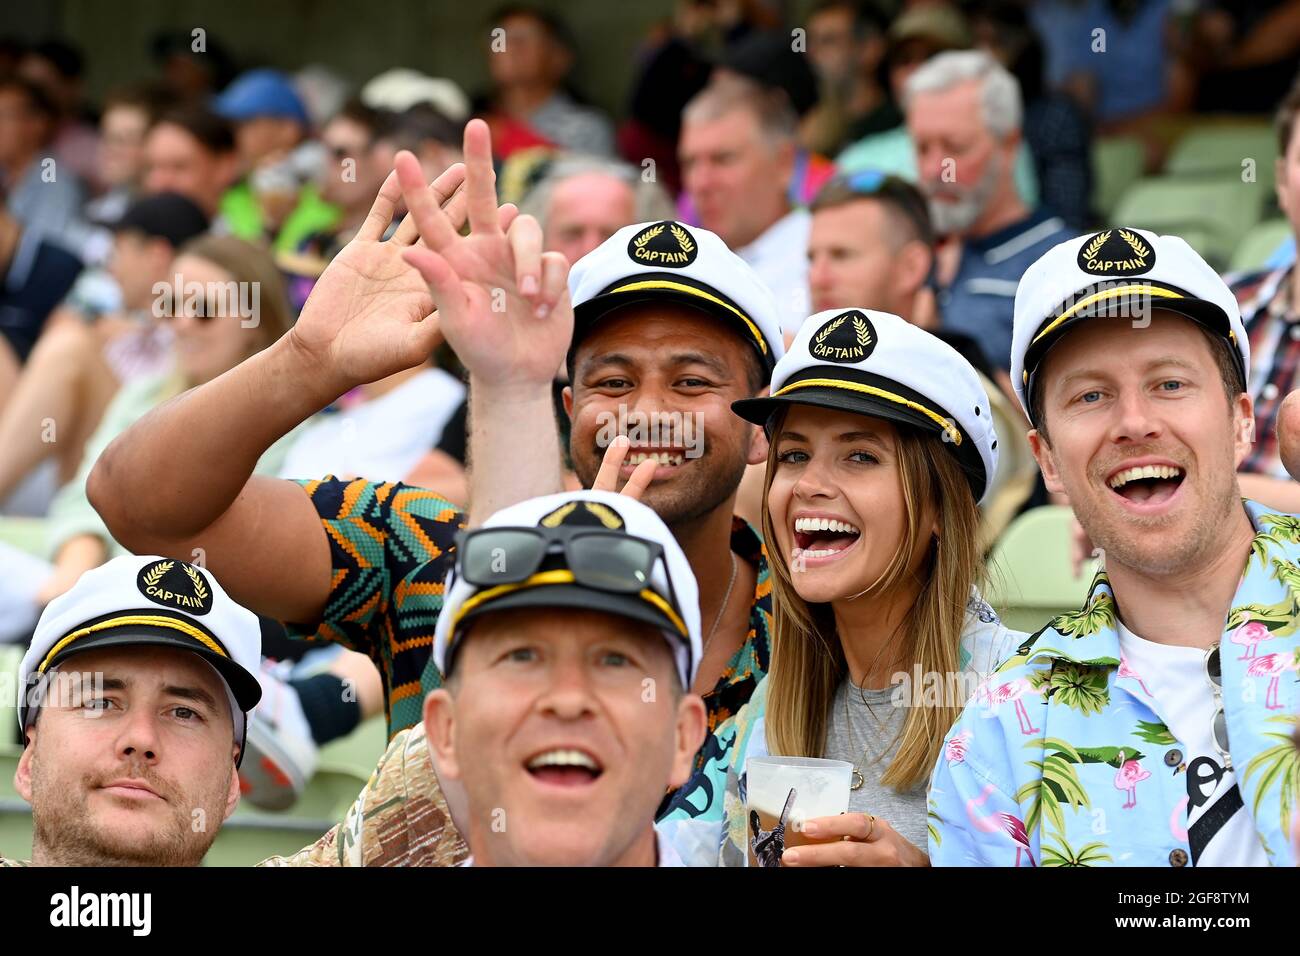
[286, 163, 469, 399]
[396, 118, 573, 392]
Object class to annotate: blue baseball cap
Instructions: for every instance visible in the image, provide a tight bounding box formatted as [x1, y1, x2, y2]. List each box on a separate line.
[213, 69, 309, 125]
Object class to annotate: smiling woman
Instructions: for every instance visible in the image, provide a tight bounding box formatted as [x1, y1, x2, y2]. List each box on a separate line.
[657, 309, 1023, 867]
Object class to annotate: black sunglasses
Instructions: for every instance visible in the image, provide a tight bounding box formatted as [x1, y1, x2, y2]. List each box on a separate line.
[454, 525, 685, 625]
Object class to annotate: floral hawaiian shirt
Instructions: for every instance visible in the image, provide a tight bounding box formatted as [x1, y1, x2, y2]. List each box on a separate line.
[929, 500, 1300, 867]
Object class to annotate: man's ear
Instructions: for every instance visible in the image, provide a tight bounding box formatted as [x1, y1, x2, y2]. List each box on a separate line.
[746, 419, 770, 466]
[1232, 391, 1256, 469]
[224, 745, 241, 820]
[895, 239, 932, 302]
[561, 384, 574, 418]
[667, 693, 707, 790]
[1028, 428, 1065, 495]
[14, 725, 34, 804]
[423, 688, 461, 780]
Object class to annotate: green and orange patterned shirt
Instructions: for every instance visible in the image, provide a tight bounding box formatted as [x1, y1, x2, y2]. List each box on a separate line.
[288, 477, 774, 757]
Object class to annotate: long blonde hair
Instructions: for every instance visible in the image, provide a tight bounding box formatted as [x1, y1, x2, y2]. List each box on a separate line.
[762, 410, 985, 790]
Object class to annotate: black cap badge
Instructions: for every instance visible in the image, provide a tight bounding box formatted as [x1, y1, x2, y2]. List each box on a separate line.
[810, 310, 876, 364]
[627, 221, 698, 269]
[539, 500, 626, 531]
[1077, 228, 1154, 277]
[137, 559, 213, 615]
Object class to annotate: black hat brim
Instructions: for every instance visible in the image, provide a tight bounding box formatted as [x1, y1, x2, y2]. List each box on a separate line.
[39, 617, 263, 715]
[1023, 292, 1242, 422]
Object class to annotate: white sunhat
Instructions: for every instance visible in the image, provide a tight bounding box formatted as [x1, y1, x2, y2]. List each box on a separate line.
[568, 219, 786, 375]
[433, 490, 701, 689]
[732, 308, 1000, 503]
[1010, 226, 1249, 423]
[19, 555, 263, 759]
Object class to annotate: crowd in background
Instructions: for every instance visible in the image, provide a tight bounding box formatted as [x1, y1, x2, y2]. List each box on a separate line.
[2, 0, 1300, 813]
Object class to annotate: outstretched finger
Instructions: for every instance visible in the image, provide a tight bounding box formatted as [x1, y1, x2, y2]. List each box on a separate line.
[507, 213, 543, 301]
[393, 163, 467, 245]
[402, 246, 467, 321]
[537, 250, 570, 319]
[356, 170, 403, 242]
[395, 151, 460, 252]
[620, 454, 657, 501]
[593, 436, 630, 492]
[462, 118, 502, 236]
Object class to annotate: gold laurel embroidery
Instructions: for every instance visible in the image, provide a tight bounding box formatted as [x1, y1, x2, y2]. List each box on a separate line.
[815, 316, 847, 345]
[184, 564, 209, 602]
[1082, 231, 1110, 261]
[1117, 228, 1149, 260]
[669, 224, 695, 254]
[852, 316, 871, 347]
[633, 225, 665, 248]
[142, 561, 174, 589]
[584, 502, 625, 530]
[541, 502, 578, 527]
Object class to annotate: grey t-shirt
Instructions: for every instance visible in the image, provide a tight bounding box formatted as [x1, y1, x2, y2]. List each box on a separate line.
[823, 679, 930, 852]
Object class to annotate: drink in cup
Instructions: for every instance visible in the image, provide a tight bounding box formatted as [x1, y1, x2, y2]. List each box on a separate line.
[745, 756, 852, 867]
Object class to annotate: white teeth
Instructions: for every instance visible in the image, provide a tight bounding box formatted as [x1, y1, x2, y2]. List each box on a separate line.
[627, 450, 683, 466]
[527, 748, 599, 771]
[1108, 465, 1183, 489]
[793, 517, 861, 535]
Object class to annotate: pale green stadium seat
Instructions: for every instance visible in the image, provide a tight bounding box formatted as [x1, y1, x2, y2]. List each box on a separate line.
[1230, 219, 1292, 274]
[1092, 136, 1145, 220]
[1164, 123, 1278, 194]
[0, 516, 46, 558]
[1110, 176, 1264, 269]
[987, 506, 1099, 636]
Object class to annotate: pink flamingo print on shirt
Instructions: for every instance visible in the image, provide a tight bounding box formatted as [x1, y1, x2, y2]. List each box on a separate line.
[1114, 750, 1151, 809]
[1229, 620, 1273, 661]
[1245, 652, 1300, 710]
[981, 677, 1044, 736]
[966, 783, 1035, 866]
[945, 729, 973, 764]
[1117, 652, 1153, 697]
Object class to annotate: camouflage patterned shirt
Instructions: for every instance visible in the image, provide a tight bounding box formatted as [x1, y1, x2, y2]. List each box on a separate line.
[259, 721, 469, 867]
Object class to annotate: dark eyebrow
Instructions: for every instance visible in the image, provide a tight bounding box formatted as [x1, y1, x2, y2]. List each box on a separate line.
[580, 351, 732, 378]
[776, 429, 890, 449]
[163, 685, 221, 712]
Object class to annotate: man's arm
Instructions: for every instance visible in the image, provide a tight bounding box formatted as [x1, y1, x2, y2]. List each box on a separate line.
[1237, 472, 1300, 514]
[90, 163, 473, 622]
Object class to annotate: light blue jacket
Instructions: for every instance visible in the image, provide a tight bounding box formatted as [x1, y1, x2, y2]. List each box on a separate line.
[928, 500, 1300, 867]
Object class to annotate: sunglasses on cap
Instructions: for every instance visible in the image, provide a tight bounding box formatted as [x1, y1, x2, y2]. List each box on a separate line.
[452, 524, 687, 634]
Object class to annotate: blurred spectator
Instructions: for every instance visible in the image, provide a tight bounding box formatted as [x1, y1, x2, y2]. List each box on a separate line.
[481, 4, 614, 157]
[84, 86, 167, 229]
[1225, 74, 1300, 513]
[712, 30, 837, 208]
[802, 0, 897, 157]
[18, 40, 100, 192]
[1031, 0, 1177, 133]
[906, 50, 1070, 372]
[362, 68, 471, 122]
[518, 153, 676, 265]
[142, 105, 239, 220]
[213, 69, 340, 253]
[0, 193, 210, 509]
[0, 210, 83, 407]
[149, 29, 236, 104]
[294, 64, 351, 129]
[376, 103, 465, 187]
[972, 1, 1093, 230]
[1188, 1, 1300, 114]
[679, 77, 810, 332]
[836, 2, 971, 173]
[0, 76, 88, 259]
[803, 169, 1038, 543]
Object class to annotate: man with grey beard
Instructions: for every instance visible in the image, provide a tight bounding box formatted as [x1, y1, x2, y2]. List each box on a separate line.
[904, 50, 1070, 372]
